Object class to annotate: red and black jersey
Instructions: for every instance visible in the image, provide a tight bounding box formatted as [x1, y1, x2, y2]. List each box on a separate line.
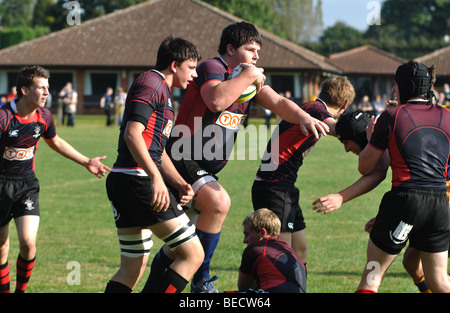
[239, 237, 306, 292]
[256, 99, 333, 185]
[167, 57, 251, 174]
[112, 70, 174, 175]
[370, 101, 450, 189]
[0, 100, 56, 175]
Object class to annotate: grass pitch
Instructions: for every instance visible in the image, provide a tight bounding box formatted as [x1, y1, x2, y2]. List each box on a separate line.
[5, 115, 433, 293]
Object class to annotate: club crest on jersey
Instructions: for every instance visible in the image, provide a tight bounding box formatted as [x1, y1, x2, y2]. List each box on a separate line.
[33, 126, 41, 138]
[24, 198, 35, 211]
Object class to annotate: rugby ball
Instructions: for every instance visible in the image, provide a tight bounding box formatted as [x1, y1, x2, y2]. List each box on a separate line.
[228, 64, 258, 104]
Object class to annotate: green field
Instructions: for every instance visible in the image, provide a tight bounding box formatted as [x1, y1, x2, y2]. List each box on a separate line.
[5, 115, 432, 293]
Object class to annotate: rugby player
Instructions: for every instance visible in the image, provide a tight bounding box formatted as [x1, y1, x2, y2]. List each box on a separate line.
[142, 21, 330, 293]
[0, 65, 110, 293]
[356, 61, 450, 293]
[105, 37, 203, 293]
[104, 37, 204, 293]
[238, 208, 307, 293]
[252, 76, 355, 267]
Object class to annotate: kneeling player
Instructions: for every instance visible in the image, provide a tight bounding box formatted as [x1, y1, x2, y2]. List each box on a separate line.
[104, 37, 204, 293]
[238, 209, 306, 293]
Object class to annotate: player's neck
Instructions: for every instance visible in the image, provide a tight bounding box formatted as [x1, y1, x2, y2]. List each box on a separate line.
[15, 98, 37, 119]
[220, 54, 239, 71]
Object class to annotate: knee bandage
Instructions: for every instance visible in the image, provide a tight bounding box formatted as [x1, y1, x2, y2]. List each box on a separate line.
[162, 218, 197, 251]
[118, 231, 153, 258]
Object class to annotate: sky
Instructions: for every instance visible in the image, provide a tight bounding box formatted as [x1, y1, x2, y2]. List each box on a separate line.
[321, 0, 386, 31]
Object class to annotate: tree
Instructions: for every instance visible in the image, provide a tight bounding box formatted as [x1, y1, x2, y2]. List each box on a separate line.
[0, 0, 34, 27]
[202, 0, 323, 43]
[363, 0, 450, 58]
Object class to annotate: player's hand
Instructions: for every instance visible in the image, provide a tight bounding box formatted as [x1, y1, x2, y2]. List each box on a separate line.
[366, 115, 378, 141]
[241, 63, 266, 92]
[365, 217, 376, 233]
[151, 176, 170, 212]
[178, 184, 194, 206]
[86, 156, 111, 178]
[299, 115, 330, 139]
[312, 194, 343, 214]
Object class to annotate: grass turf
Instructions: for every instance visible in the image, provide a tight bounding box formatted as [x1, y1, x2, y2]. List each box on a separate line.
[4, 115, 429, 293]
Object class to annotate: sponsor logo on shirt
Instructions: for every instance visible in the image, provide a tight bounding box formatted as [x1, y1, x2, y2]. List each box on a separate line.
[215, 111, 247, 130]
[8, 130, 19, 137]
[163, 120, 173, 138]
[3, 146, 34, 161]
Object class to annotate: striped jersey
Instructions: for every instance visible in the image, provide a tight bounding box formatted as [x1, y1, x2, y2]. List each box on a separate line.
[112, 70, 174, 175]
[0, 99, 56, 175]
[256, 99, 333, 185]
[167, 57, 252, 174]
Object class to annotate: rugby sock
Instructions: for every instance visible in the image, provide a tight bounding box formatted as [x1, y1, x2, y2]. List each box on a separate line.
[141, 248, 174, 293]
[192, 230, 221, 286]
[0, 262, 10, 293]
[104, 280, 132, 293]
[156, 267, 188, 293]
[414, 276, 431, 293]
[355, 288, 377, 293]
[15, 254, 35, 293]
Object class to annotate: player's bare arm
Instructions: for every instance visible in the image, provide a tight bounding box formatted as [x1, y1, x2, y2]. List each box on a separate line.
[313, 151, 388, 214]
[44, 135, 111, 178]
[160, 149, 194, 206]
[358, 145, 384, 176]
[200, 64, 265, 113]
[255, 86, 330, 138]
[123, 121, 169, 212]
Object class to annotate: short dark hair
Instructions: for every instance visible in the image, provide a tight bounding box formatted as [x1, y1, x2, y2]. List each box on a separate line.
[155, 36, 201, 71]
[16, 65, 50, 98]
[218, 21, 262, 55]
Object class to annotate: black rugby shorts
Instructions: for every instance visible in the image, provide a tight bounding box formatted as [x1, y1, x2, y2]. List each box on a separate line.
[370, 188, 450, 254]
[106, 172, 184, 228]
[0, 174, 40, 226]
[251, 180, 305, 232]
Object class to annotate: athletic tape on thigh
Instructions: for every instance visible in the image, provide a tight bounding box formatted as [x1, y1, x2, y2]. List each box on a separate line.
[162, 220, 197, 251]
[118, 231, 153, 258]
[192, 175, 217, 194]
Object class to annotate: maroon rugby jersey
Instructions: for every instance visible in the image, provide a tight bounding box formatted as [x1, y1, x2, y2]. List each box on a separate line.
[167, 57, 251, 174]
[0, 99, 56, 175]
[112, 70, 174, 174]
[370, 100, 450, 189]
[239, 237, 306, 292]
[256, 99, 333, 185]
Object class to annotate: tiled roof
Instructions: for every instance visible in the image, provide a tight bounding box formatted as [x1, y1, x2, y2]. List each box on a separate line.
[416, 45, 450, 77]
[327, 45, 406, 75]
[0, 0, 339, 72]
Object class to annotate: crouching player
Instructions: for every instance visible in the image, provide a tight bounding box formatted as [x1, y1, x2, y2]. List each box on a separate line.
[104, 37, 204, 293]
[238, 209, 306, 293]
